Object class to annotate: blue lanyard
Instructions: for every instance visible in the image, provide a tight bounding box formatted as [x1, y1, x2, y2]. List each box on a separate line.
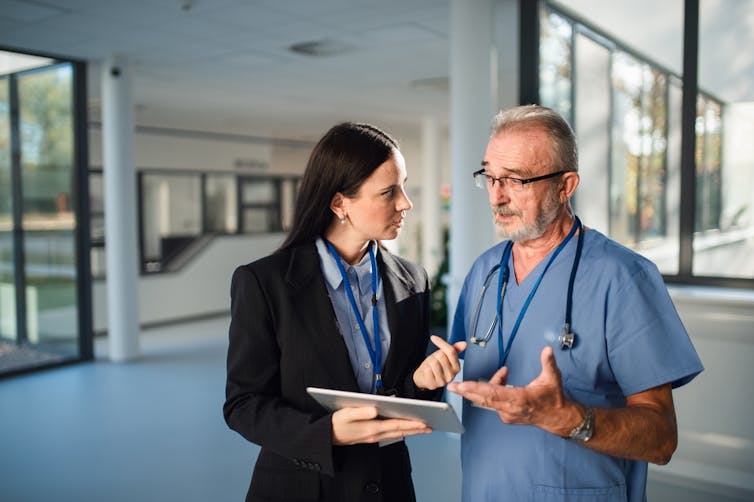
[496, 218, 581, 367]
[324, 240, 383, 390]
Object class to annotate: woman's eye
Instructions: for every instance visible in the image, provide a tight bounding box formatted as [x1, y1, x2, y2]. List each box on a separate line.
[382, 188, 395, 197]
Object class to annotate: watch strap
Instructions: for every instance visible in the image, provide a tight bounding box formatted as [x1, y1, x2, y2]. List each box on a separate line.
[568, 406, 594, 442]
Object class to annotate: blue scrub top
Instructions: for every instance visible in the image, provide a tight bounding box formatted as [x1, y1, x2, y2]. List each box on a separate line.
[450, 228, 703, 502]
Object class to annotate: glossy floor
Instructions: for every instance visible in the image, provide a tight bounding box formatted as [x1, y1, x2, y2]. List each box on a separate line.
[0, 317, 748, 501]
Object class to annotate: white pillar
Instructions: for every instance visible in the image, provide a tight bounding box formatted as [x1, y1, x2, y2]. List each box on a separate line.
[421, 116, 442, 278]
[447, 0, 499, 326]
[102, 55, 140, 361]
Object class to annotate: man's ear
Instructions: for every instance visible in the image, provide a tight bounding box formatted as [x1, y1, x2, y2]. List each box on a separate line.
[561, 171, 580, 202]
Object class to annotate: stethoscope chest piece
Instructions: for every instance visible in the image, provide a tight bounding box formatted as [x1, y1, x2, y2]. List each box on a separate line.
[558, 324, 576, 350]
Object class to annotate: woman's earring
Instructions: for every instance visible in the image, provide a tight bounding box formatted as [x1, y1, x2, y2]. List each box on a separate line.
[340, 214, 347, 225]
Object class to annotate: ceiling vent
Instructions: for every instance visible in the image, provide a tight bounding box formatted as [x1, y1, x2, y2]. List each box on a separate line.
[288, 39, 351, 57]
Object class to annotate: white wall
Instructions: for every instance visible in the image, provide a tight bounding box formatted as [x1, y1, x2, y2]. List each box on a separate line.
[90, 127, 279, 173]
[92, 233, 283, 332]
[657, 288, 754, 493]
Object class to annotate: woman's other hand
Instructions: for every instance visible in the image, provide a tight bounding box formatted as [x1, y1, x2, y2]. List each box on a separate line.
[331, 406, 431, 445]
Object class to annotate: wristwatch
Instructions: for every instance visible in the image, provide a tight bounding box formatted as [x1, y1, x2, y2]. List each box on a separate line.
[568, 406, 594, 442]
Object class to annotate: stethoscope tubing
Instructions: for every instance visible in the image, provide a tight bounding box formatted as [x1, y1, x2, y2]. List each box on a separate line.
[470, 217, 584, 364]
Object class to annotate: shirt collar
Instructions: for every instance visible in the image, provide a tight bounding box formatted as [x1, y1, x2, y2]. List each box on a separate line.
[315, 237, 377, 294]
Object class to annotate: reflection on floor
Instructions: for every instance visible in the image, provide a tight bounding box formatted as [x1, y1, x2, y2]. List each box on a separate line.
[0, 340, 70, 373]
[0, 316, 750, 501]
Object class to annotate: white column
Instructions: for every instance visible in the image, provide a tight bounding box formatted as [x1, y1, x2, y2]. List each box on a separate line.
[447, 0, 498, 326]
[102, 55, 140, 361]
[421, 116, 442, 278]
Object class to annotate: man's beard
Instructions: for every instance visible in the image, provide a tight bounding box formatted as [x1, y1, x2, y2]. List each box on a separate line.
[493, 189, 561, 242]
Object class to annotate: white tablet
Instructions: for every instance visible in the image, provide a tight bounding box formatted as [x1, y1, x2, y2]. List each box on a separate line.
[306, 387, 464, 434]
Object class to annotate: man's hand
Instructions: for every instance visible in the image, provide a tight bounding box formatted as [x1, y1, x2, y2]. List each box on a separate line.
[447, 346, 582, 436]
[412, 335, 467, 391]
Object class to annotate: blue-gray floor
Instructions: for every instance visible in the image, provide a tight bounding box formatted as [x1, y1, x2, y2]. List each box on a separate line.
[0, 317, 749, 501]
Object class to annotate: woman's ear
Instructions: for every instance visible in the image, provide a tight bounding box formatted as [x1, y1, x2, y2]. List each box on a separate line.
[330, 192, 345, 219]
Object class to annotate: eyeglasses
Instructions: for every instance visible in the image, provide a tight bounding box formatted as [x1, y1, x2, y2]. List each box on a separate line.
[472, 169, 566, 192]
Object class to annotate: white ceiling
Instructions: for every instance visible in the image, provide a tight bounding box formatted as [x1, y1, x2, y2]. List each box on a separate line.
[2, 0, 752, 143]
[0, 0, 452, 142]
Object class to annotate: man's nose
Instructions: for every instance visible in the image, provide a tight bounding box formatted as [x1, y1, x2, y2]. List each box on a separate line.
[488, 180, 511, 205]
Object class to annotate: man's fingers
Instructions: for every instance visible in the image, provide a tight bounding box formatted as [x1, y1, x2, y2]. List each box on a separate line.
[538, 345, 561, 382]
[488, 366, 508, 386]
[447, 381, 488, 402]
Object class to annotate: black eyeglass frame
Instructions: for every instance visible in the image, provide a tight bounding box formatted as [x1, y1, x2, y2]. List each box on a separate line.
[472, 168, 567, 190]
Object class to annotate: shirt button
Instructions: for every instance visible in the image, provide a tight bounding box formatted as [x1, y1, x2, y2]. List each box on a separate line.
[364, 362, 371, 369]
[364, 482, 380, 494]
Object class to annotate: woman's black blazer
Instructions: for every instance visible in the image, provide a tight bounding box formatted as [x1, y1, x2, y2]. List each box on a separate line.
[223, 242, 436, 501]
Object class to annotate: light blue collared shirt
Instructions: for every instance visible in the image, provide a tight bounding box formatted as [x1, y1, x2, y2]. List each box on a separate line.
[315, 237, 392, 394]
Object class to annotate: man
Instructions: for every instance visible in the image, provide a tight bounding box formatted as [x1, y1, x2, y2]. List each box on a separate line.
[447, 105, 703, 501]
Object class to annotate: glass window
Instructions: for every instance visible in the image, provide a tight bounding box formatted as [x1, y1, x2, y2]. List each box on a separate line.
[16, 63, 79, 362]
[238, 177, 282, 234]
[22, 232, 79, 350]
[611, 52, 670, 245]
[241, 179, 276, 204]
[540, 9, 573, 121]
[140, 173, 202, 272]
[205, 174, 237, 233]
[0, 233, 15, 341]
[242, 207, 280, 233]
[694, 0, 754, 278]
[0, 76, 13, 342]
[573, 30, 611, 235]
[89, 171, 105, 244]
[19, 66, 75, 231]
[540, 2, 683, 275]
[0, 76, 10, 225]
[1, 50, 89, 375]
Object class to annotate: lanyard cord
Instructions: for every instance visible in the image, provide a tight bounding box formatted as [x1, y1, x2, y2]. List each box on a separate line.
[324, 240, 382, 389]
[496, 218, 581, 368]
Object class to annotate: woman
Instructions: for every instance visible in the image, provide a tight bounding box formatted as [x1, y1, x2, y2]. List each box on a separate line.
[224, 122, 465, 501]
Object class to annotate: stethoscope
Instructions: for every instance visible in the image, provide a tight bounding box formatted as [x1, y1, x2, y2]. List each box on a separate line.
[469, 216, 584, 368]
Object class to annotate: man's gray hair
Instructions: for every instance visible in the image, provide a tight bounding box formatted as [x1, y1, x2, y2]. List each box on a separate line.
[491, 105, 578, 172]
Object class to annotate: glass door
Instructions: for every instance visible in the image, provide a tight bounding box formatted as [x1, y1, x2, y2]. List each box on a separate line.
[0, 50, 90, 376]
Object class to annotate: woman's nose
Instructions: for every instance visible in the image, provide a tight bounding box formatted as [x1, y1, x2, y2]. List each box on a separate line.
[398, 187, 413, 211]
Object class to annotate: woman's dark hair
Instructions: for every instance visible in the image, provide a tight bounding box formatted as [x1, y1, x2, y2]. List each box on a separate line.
[280, 122, 399, 250]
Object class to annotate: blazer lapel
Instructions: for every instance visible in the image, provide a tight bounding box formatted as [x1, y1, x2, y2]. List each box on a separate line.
[285, 244, 359, 391]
